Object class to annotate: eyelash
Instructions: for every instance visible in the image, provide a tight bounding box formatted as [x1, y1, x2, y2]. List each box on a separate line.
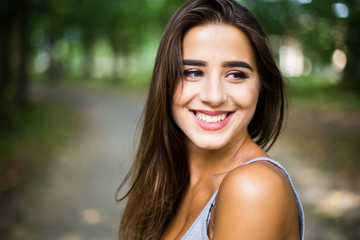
[226, 71, 249, 80]
[183, 69, 249, 81]
[184, 70, 204, 78]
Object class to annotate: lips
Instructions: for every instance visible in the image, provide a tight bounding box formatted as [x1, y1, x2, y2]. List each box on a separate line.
[190, 110, 234, 131]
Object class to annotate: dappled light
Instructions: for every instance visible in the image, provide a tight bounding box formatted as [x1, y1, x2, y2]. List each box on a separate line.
[279, 39, 304, 77]
[34, 52, 51, 73]
[82, 209, 101, 225]
[314, 190, 360, 219]
[332, 2, 350, 18]
[332, 49, 347, 72]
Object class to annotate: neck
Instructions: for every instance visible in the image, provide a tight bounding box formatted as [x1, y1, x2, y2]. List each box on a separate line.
[186, 132, 263, 187]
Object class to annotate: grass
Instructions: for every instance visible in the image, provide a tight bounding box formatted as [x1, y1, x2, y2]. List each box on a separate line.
[288, 74, 360, 111]
[283, 75, 360, 239]
[0, 103, 79, 198]
[0, 102, 79, 236]
[287, 74, 360, 185]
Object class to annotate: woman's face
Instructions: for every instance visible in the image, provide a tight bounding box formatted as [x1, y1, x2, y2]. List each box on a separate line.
[172, 24, 260, 151]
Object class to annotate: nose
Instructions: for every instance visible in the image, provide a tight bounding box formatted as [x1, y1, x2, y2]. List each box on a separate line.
[199, 76, 226, 107]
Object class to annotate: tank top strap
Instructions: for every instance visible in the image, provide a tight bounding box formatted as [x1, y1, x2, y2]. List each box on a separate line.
[240, 156, 279, 166]
[205, 188, 219, 229]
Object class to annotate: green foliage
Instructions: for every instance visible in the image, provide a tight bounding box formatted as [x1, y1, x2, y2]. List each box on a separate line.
[3, 0, 360, 90]
[240, 0, 360, 91]
[26, 0, 185, 81]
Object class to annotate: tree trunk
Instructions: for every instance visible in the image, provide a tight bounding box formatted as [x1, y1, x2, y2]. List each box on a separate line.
[340, 1, 360, 92]
[83, 39, 95, 79]
[15, 0, 29, 110]
[0, 3, 14, 129]
[109, 34, 122, 81]
[46, 35, 58, 84]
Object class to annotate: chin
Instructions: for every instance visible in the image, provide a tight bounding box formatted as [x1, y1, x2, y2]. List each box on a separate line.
[190, 138, 228, 151]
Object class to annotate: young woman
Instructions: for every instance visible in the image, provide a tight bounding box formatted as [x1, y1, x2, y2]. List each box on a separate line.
[117, 0, 305, 239]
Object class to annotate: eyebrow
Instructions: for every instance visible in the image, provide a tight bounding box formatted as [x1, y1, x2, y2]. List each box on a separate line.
[222, 61, 254, 71]
[182, 59, 206, 66]
[182, 59, 254, 72]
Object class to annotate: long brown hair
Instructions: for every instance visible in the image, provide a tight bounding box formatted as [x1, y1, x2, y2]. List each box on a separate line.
[117, 0, 286, 239]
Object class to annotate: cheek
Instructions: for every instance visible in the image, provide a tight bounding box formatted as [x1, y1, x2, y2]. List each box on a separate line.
[172, 83, 187, 120]
[227, 83, 260, 108]
[173, 81, 197, 106]
[173, 86, 182, 106]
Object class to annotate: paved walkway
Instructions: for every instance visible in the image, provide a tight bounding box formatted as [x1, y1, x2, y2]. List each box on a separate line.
[8, 84, 359, 240]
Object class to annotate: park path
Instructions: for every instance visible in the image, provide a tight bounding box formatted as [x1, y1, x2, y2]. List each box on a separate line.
[8, 84, 360, 239]
[10, 84, 146, 240]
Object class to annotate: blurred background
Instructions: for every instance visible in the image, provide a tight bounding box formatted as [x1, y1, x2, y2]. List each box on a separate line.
[0, 0, 359, 239]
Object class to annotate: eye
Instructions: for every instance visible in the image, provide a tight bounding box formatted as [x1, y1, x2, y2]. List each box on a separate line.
[184, 69, 204, 80]
[225, 71, 249, 81]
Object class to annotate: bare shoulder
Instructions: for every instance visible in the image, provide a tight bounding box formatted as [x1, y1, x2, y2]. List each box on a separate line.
[218, 161, 294, 215]
[210, 161, 299, 240]
[221, 161, 291, 198]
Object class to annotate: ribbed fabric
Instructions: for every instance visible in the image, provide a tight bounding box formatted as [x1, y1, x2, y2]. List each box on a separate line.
[181, 157, 305, 240]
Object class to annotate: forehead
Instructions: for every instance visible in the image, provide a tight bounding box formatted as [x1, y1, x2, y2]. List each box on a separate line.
[182, 24, 256, 69]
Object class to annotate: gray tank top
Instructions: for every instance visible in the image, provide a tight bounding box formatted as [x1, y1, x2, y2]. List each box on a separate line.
[181, 157, 305, 240]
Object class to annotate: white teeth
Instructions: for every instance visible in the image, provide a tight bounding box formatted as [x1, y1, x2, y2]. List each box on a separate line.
[195, 112, 227, 123]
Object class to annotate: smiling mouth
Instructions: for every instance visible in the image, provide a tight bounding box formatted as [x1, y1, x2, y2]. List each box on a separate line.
[192, 110, 232, 123]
